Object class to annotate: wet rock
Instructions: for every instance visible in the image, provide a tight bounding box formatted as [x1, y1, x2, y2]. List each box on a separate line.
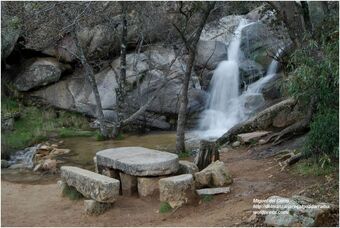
[137, 177, 161, 197]
[194, 161, 232, 188]
[8, 163, 27, 169]
[60, 166, 120, 203]
[33, 163, 42, 172]
[178, 160, 199, 174]
[159, 174, 195, 208]
[84, 199, 113, 215]
[237, 131, 271, 144]
[259, 139, 266, 145]
[196, 187, 231, 196]
[119, 172, 137, 196]
[1, 160, 10, 168]
[96, 147, 179, 176]
[51, 148, 71, 156]
[42, 159, 57, 173]
[14, 58, 71, 92]
[1, 118, 14, 132]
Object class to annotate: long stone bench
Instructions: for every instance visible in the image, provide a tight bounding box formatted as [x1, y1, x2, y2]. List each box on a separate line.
[60, 166, 120, 203]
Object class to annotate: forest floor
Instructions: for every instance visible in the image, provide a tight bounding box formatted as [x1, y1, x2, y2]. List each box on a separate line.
[1, 137, 338, 227]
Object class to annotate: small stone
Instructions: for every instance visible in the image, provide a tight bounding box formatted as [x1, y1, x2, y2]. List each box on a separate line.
[119, 172, 137, 196]
[42, 159, 57, 173]
[33, 163, 42, 172]
[1, 160, 10, 168]
[58, 140, 64, 145]
[51, 148, 71, 155]
[232, 141, 240, 147]
[84, 199, 113, 215]
[194, 160, 232, 188]
[178, 160, 199, 174]
[39, 145, 51, 150]
[8, 163, 27, 169]
[159, 174, 195, 208]
[137, 177, 161, 197]
[196, 187, 230, 196]
[51, 144, 59, 148]
[259, 139, 266, 145]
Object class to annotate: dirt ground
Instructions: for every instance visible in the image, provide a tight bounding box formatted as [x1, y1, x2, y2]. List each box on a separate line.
[1, 143, 337, 227]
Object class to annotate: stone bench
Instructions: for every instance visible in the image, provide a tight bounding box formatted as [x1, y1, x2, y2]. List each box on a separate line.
[60, 166, 120, 215]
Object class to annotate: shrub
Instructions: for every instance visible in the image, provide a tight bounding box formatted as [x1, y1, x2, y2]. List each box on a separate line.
[159, 202, 172, 213]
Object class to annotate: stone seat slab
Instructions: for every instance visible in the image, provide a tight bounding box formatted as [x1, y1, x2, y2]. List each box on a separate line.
[60, 166, 120, 203]
[96, 147, 179, 176]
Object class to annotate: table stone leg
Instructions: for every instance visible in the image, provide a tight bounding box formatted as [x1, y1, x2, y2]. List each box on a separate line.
[119, 172, 137, 196]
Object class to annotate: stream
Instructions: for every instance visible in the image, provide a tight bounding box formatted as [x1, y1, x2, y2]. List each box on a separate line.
[2, 132, 177, 184]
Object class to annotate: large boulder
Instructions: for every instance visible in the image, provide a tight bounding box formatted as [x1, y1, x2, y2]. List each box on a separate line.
[194, 160, 233, 188]
[1, 14, 21, 59]
[240, 21, 285, 70]
[262, 195, 337, 227]
[14, 58, 71, 91]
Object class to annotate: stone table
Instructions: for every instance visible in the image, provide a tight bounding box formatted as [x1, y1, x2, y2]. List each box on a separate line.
[96, 147, 179, 196]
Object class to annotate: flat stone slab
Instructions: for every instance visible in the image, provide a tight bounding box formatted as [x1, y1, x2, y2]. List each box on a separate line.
[60, 166, 120, 203]
[96, 147, 179, 176]
[196, 187, 231, 196]
[237, 131, 271, 144]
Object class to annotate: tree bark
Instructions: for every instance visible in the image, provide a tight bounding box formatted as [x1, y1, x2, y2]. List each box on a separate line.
[71, 32, 110, 137]
[175, 2, 216, 153]
[195, 140, 219, 170]
[113, 1, 128, 137]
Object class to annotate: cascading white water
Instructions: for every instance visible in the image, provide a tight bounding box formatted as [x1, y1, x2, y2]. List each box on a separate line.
[197, 19, 283, 140]
[198, 19, 248, 139]
[8, 144, 40, 168]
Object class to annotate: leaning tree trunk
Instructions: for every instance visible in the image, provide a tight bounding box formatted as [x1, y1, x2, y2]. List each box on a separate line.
[195, 140, 219, 170]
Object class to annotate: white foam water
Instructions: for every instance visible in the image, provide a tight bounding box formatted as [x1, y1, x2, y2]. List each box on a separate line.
[195, 18, 283, 140]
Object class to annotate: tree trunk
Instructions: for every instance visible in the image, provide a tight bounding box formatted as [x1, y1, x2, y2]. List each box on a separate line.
[268, 1, 307, 48]
[114, 1, 128, 137]
[195, 140, 219, 170]
[175, 2, 216, 153]
[176, 50, 195, 153]
[71, 32, 110, 137]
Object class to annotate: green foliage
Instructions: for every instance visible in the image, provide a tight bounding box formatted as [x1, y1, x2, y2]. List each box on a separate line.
[2, 98, 93, 153]
[292, 159, 336, 176]
[62, 185, 84, 200]
[304, 110, 339, 163]
[159, 202, 172, 213]
[201, 194, 213, 203]
[95, 131, 107, 141]
[286, 15, 339, 165]
[178, 150, 191, 159]
[115, 132, 124, 140]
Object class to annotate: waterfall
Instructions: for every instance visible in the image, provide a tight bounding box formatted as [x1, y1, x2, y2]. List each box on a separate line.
[198, 19, 248, 139]
[8, 144, 40, 168]
[196, 19, 283, 140]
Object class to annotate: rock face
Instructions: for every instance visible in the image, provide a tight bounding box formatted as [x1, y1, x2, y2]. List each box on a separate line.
[262, 195, 337, 227]
[159, 174, 195, 208]
[14, 58, 71, 91]
[96, 147, 179, 176]
[137, 177, 161, 197]
[196, 187, 230, 196]
[237, 131, 271, 144]
[60, 166, 120, 203]
[178, 160, 199, 174]
[1, 14, 21, 59]
[194, 161, 232, 188]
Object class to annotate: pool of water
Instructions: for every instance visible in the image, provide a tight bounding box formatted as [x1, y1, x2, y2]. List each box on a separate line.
[2, 131, 177, 184]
